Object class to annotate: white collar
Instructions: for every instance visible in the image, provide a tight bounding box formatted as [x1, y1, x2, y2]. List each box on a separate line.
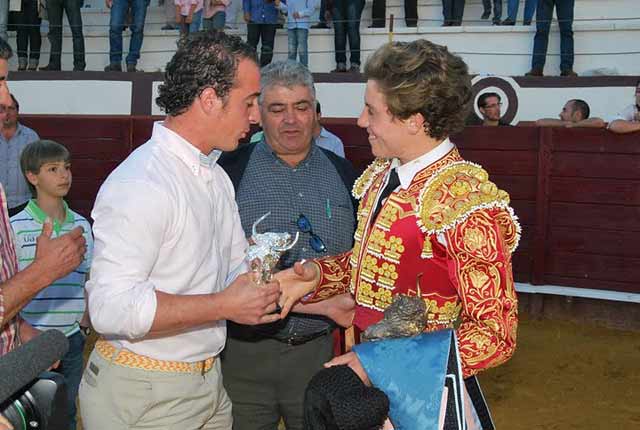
[393, 138, 454, 189]
[153, 121, 221, 179]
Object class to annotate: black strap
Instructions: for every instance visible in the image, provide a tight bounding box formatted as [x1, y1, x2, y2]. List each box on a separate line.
[370, 169, 400, 223]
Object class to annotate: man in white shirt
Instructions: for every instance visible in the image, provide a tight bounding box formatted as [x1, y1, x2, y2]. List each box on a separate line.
[80, 32, 282, 430]
[608, 80, 640, 134]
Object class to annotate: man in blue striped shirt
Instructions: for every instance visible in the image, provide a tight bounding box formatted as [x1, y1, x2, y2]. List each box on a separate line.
[10, 139, 93, 430]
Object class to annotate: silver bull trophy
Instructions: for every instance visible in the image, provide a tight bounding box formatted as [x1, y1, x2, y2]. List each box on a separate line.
[246, 212, 299, 285]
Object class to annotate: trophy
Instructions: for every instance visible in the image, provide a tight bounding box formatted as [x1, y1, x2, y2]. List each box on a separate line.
[246, 212, 299, 285]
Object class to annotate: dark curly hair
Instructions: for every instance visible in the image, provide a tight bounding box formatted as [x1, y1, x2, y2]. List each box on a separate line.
[363, 40, 472, 140]
[156, 31, 257, 117]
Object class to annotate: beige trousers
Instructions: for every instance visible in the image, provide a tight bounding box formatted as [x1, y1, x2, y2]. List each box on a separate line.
[79, 349, 232, 430]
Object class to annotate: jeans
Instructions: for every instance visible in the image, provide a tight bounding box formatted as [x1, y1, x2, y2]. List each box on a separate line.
[203, 11, 226, 30]
[531, 0, 574, 72]
[109, 0, 150, 65]
[287, 28, 308, 66]
[16, 0, 42, 60]
[247, 22, 277, 67]
[57, 332, 86, 430]
[371, 0, 417, 26]
[482, 0, 502, 22]
[318, 0, 326, 24]
[180, 8, 203, 34]
[0, 0, 7, 41]
[332, 0, 364, 65]
[507, 0, 536, 22]
[442, 0, 465, 25]
[46, 0, 85, 69]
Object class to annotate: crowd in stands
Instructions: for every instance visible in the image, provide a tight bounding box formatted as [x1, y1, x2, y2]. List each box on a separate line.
[0, 0, 587, 75]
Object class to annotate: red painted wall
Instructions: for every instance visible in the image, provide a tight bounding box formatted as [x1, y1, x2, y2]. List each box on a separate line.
[20, 115, 640, 294]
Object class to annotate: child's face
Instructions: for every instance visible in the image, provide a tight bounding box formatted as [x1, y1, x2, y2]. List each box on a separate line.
[27, 160, 72, 199]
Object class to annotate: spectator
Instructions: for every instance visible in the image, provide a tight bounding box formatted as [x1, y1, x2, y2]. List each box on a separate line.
[481, 0, 502, 25]
[0, 0, 7, 41]
[442, 0, 465, 26]
[11, 139, 94, 430]
[203, 0, 229, 30]
[15, 0, 42, 70]
[310, 0, 329, 28]
[41, 0, 85, 71]
[244, 0, 280, 67]
[1, 94, 39, 216]
[476, 92, 510, 126]
[160, 0, 178, 30]
[536, 99, 604, 128]
[79, 32, 281, 430]
[280, 0, 317, 67]
[176, 0, 204, 35]
[370, 0, 417, 28]
[525, 0, 576, 77]
[104, 0, 150, 72]
[314, 101, 345, 157]
[219, 59, 356, 430]
[502, 0, 536, 25]
[608, 80, 640, 134]
[331, 0, 365, 72]
[0, 37, 86, 363]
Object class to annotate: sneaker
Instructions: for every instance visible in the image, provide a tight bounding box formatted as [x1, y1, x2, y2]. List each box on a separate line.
[523, 20, 532, 25]
[161, 24, 177, 30]
[481, 11, 490, 20]
[348, 64, 360, 73]
[560, 69, 578, 77]
[27, 59, 39, 71]
[331, 63, 347, 73]
[126, 63, 141, 73]
[18, 58, 27, 71]
[311, 23, 329, 29]
[39, 64, 61, 71]
[104, 63, 122, 72]
[501, 18, 515, 25]
[73, 65, 86, 72]
[524, 69, 543, 77]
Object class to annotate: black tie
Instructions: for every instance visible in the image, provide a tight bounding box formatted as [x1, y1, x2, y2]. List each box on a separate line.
[371, 169, 400, 223]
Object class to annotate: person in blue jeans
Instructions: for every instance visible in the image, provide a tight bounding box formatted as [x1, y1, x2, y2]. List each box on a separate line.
[526, 0, 575, 77]
[279, 0, 318, 67]
[40, 0, 85, 71]
[331, 0, 364, 73]
[502, 0, 536, 25]
[244, 0, 280, 67]
[104, 0, 150, 72]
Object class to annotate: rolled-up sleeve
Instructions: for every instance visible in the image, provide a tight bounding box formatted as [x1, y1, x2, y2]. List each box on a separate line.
[87, 180, 170, 339]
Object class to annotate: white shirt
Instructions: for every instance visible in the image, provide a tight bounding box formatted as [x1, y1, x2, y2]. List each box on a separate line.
[609, 103, 639, 123]
[315, 126, 345, 158]
[87, 122, 248, 362]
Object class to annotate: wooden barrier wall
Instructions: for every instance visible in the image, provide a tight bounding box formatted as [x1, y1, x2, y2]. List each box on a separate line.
[19, 115, 640, 294]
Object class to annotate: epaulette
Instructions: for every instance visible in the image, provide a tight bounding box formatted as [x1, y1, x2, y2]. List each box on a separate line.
[416, 161, 521, 257]
[352, 158, 391, 199]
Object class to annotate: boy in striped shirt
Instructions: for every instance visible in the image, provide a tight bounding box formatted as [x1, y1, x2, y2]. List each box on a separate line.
[10, 139, 93, 430]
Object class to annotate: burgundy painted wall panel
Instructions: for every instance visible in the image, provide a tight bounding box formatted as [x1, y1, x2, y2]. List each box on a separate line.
[549, 177, 640, 205]
[545, 251, 640, 284]
[551, 128, 640, 153]
[549, 203, 640, 232]
[547, 227, 640, 258]
[551, 152, 640, 179]
[458, 149, 538, 176]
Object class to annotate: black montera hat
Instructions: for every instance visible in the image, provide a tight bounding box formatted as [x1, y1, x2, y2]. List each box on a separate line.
[303, 365, 389, 430]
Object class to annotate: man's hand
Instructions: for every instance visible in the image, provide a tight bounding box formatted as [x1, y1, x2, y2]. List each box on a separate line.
[325, 351, 370, 386]
[274, 260, 320, 318]
[218, 273, 281, 325]
[0, 413, 13, 430]
[33, 219, 86, 285]
[105, 0, 113, 8]
[244, 12, 251, 23]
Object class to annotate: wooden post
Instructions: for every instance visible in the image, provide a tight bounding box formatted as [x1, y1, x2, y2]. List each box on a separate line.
[532, 127, 553, 285]
[388, 14, 394, 43]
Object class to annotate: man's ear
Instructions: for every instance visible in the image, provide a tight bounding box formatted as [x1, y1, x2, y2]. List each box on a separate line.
[199, 87, 224, 115]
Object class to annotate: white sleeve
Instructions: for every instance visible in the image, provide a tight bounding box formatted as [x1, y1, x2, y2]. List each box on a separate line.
[86, 179, 170, 339]
[609, 104, 636, 123]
